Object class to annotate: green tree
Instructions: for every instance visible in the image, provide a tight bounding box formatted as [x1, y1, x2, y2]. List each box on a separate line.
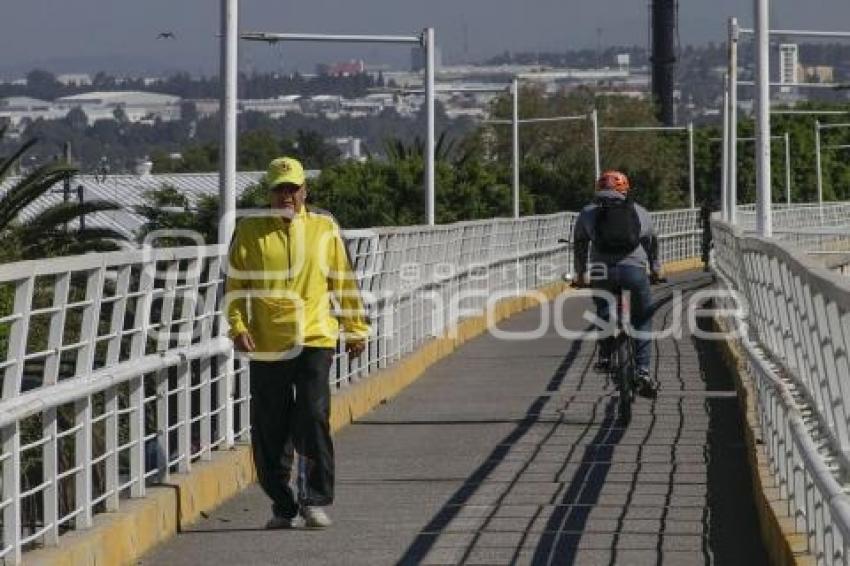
[135, 185, 219, 245]
[484, 86, 688, 213]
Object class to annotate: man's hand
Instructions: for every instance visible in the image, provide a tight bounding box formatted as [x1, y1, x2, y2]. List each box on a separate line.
[345, 340, 366, 357]
[232, 332, 256, 353]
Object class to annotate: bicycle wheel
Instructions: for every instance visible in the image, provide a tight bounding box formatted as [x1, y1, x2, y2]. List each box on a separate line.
[614, 332, 634, 426]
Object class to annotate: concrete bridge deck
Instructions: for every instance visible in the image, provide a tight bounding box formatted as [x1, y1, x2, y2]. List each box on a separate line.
[141, 271, 768, 565]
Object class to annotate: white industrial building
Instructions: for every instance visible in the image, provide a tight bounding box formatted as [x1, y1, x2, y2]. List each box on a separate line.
[0, 96, 67, 128]
[55, 91, 182, 124]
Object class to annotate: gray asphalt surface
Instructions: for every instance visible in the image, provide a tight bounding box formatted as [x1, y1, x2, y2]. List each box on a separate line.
[140, 271, 768, 565]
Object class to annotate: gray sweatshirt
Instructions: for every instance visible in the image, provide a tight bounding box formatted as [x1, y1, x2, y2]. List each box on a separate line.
[572, 189, 661, 275]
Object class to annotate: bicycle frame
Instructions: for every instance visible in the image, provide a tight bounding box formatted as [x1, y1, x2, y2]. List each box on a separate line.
[610, 290, 636, 426]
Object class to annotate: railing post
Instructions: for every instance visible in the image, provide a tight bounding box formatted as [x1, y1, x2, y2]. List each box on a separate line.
[130, 261, 155, 497]
[42, 272, 69, 543]
[199, 256, 221, 460]
[73, 267, 104, 530]
[1, 424, 21, 564]
[155, 262, 179, 479]
[176, 257, 200, 472]
[729, 17, 739, 225]
[104, 266, 131, 510]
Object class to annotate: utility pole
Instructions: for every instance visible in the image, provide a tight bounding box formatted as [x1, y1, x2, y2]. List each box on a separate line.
[77, 185, 86, 231]
[219, 0, 238, 248]
[62, 142, 72, 205]
[754, 0, 772, 237]
[651, 0, 678, 125]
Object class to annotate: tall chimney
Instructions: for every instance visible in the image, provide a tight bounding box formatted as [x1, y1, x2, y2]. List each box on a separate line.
[651, 0, 677, 125]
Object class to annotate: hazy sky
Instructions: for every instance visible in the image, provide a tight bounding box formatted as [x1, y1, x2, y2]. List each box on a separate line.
[3, 1, 850, 76]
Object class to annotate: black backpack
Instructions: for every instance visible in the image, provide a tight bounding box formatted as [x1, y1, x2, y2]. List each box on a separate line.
[593, 197, 641, 254]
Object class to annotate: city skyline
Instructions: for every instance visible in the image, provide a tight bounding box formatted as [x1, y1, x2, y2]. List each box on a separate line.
[4, 1, 850, 77]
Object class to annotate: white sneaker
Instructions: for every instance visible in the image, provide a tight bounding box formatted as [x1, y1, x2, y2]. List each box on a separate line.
[302, 506, 332, 529]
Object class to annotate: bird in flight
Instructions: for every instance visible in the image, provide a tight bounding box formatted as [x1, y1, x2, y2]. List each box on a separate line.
[157, 32, 176, 39]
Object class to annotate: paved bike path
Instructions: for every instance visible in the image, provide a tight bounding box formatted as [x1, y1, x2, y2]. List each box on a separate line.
[141, 271, 767, 565]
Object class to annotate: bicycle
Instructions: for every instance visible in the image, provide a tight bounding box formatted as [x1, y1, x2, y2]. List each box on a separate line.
[557, 238, 664, 425]
[609, 288, 636, 426]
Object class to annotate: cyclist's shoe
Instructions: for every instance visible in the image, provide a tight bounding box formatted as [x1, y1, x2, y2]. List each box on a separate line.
[636, 368, 658, 399]
[593, 356, 611, 372]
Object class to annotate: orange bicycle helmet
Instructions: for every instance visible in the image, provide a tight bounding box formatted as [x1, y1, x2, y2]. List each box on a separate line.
[597, 170, 630, 194]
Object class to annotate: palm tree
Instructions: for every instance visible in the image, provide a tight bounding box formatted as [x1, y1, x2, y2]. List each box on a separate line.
[382, 132, 458, 162]
[0, 128, 128, 259]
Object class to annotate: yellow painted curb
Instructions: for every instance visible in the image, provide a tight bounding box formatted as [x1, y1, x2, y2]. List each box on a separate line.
[25, 261, 706, 566]
[663, 256, 704, 275]
[712, 316, 816, 566]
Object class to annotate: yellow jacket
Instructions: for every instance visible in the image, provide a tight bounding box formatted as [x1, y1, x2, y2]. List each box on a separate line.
[225, 206, 370, 359]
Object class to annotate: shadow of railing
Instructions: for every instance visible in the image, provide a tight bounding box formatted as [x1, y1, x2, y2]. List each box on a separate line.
[396, 329, 595, 565]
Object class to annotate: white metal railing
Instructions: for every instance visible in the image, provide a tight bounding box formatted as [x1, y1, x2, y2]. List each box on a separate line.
[712, 218, 850, 564]
[0, 208, 703, 562]
[737, 201, 850, 231]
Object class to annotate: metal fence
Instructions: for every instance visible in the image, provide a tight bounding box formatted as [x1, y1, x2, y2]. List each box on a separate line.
[737, 202, 850, 231]
[712, 219, 850, 565]
[0, 208, 703, 562]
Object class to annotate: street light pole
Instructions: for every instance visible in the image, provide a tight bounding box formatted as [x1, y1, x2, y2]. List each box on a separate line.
[784, 132, 791, 207]
[219, 0, 237, 249]
[815, 120, 824, 219]
[512, 78, 520, 219]
[687, 121, 695, 208]
[218, 0, 238, 451]
[721, 75, 729, 221]
[424, 27, 436, 225]
[754, 0, 772, 237]
[728, 17, 739, 225]
[591, 109, 601, 180]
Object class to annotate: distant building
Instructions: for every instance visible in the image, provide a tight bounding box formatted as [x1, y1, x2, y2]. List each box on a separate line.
[0, 96, 67, 128]
[302, 95, 342, 116]
[240, 95, 301, 118]
[56, 73, 93, 87]
[332, 137, 366, 162]
[55, 91, 182, 123]
[190, 99, 220, 118]
[323, 60, 366, 77]
[779, 44, 799, 93]
[804, 65, 834, 84]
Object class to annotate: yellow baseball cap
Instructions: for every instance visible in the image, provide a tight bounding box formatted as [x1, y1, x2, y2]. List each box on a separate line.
[265, 157, 305, 188]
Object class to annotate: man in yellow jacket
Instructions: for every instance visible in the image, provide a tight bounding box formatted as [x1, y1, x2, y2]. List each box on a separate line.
[226, 156, 370, 529]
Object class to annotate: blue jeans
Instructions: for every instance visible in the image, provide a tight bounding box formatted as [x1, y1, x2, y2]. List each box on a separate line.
[591, 264, 653, 371]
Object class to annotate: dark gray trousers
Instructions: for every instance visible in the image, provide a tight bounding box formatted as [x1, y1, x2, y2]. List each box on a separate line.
[249, 347, 335, 518]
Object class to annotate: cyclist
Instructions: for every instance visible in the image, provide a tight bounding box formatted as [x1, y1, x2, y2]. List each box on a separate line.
[572, 170, 663, 397]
